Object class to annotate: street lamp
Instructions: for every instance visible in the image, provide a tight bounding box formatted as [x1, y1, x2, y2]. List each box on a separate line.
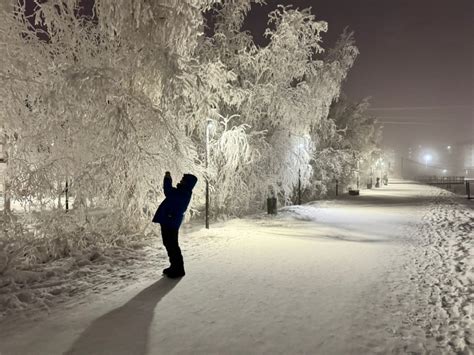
[423, 154, 432, 168]
[205, 119, 215, 229]
[356, 158, 361, 190]
[297, 143, 304, 205]
[374, 158, 384, 187]
[423, 154, 432, 169]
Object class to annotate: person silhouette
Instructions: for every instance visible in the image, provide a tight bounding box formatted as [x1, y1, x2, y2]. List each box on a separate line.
[152, 171, 198, 278]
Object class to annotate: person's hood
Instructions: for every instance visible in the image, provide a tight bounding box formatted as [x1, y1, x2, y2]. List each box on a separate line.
[178, 174, 198, 191]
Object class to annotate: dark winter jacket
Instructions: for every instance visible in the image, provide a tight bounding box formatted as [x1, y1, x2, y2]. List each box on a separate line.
[152, 174, 198, 229]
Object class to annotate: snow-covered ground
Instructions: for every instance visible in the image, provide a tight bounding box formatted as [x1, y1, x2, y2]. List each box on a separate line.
[0, 180, 472, 354]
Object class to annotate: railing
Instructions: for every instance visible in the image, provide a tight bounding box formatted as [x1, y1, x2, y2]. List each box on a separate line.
[466, 178, 473, 200]
[417, 176, 465, 185]
[416, 176, 473, 199]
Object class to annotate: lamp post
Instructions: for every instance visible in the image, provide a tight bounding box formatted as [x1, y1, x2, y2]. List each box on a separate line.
[65, 179, 69, 211]
[401, 156, 404, 178]
[205, 119, 214, 229]
[352, 152, 360, 191]
[298, 168, 301, 205]
[297, 143, 304, 205]
[424, 154, 432, 169]
[356, 159, 360, 190]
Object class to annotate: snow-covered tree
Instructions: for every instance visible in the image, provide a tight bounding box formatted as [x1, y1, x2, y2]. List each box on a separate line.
[1, 0, 381, 234]
[204, 4, 361, 206]
[311, 94, 382, 195]
[1, 0, 220, 221]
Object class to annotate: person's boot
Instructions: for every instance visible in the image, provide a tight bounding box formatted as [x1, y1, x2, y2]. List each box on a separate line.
[162, 266, 172, 275]
[166, 267, 185, 279]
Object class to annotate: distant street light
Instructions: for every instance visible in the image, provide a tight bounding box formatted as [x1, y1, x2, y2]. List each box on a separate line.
[424, 154, 432, 168]
[442, 169, 447, 174]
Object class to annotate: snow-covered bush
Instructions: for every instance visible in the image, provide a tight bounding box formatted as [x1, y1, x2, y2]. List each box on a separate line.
[0, 208, 151, 276]
[0, 214, 32, 275]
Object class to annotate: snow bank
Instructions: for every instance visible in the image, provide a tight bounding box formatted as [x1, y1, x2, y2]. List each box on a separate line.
[278, 204, 321, 221]
[0, 242, 167, 320]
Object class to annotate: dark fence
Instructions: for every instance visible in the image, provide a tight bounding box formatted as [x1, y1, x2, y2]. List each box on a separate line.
[416, 176, 465, 185]
[416, 175, 473, 199]
[466, 179, 473, 200]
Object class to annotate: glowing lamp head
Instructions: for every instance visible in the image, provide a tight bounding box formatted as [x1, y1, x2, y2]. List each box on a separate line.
[424, 154, 432, 162]
[206, 119, 215, 129]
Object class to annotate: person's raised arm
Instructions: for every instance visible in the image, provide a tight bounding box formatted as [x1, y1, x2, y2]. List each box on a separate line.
[163, 171, 173, 197]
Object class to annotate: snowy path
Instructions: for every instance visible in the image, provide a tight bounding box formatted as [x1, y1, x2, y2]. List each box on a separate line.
[0, 181, 472, 354]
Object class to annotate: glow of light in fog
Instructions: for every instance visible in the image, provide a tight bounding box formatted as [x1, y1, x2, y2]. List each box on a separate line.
[424, 154, 432, 168]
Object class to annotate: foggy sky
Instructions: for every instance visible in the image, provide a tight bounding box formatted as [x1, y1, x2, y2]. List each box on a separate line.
[243, 0, 473, 152]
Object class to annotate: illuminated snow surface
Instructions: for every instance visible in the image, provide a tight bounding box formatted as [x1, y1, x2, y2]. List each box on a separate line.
[0, 180, 472, 354]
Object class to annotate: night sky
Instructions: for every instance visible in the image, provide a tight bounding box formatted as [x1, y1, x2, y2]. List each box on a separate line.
[242, 0, 473, 152]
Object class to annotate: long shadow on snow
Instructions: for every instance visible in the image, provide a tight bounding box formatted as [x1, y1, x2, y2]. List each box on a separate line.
[266, 228, 390, 244]
[65, 277, 180, 355]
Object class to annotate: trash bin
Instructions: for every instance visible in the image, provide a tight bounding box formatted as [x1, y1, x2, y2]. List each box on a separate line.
[267, 197, 277, 215]
[375, 177, 381, 188]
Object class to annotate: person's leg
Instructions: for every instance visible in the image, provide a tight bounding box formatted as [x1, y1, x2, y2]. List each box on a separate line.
[165, 228, 185, 277]
[160, 224, 173, 271]
[161, 224, 184, 277]
[168, 228, 184, 270]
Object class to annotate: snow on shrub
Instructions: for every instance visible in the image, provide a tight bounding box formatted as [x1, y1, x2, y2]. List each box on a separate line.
[0, 209, 150, 276]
